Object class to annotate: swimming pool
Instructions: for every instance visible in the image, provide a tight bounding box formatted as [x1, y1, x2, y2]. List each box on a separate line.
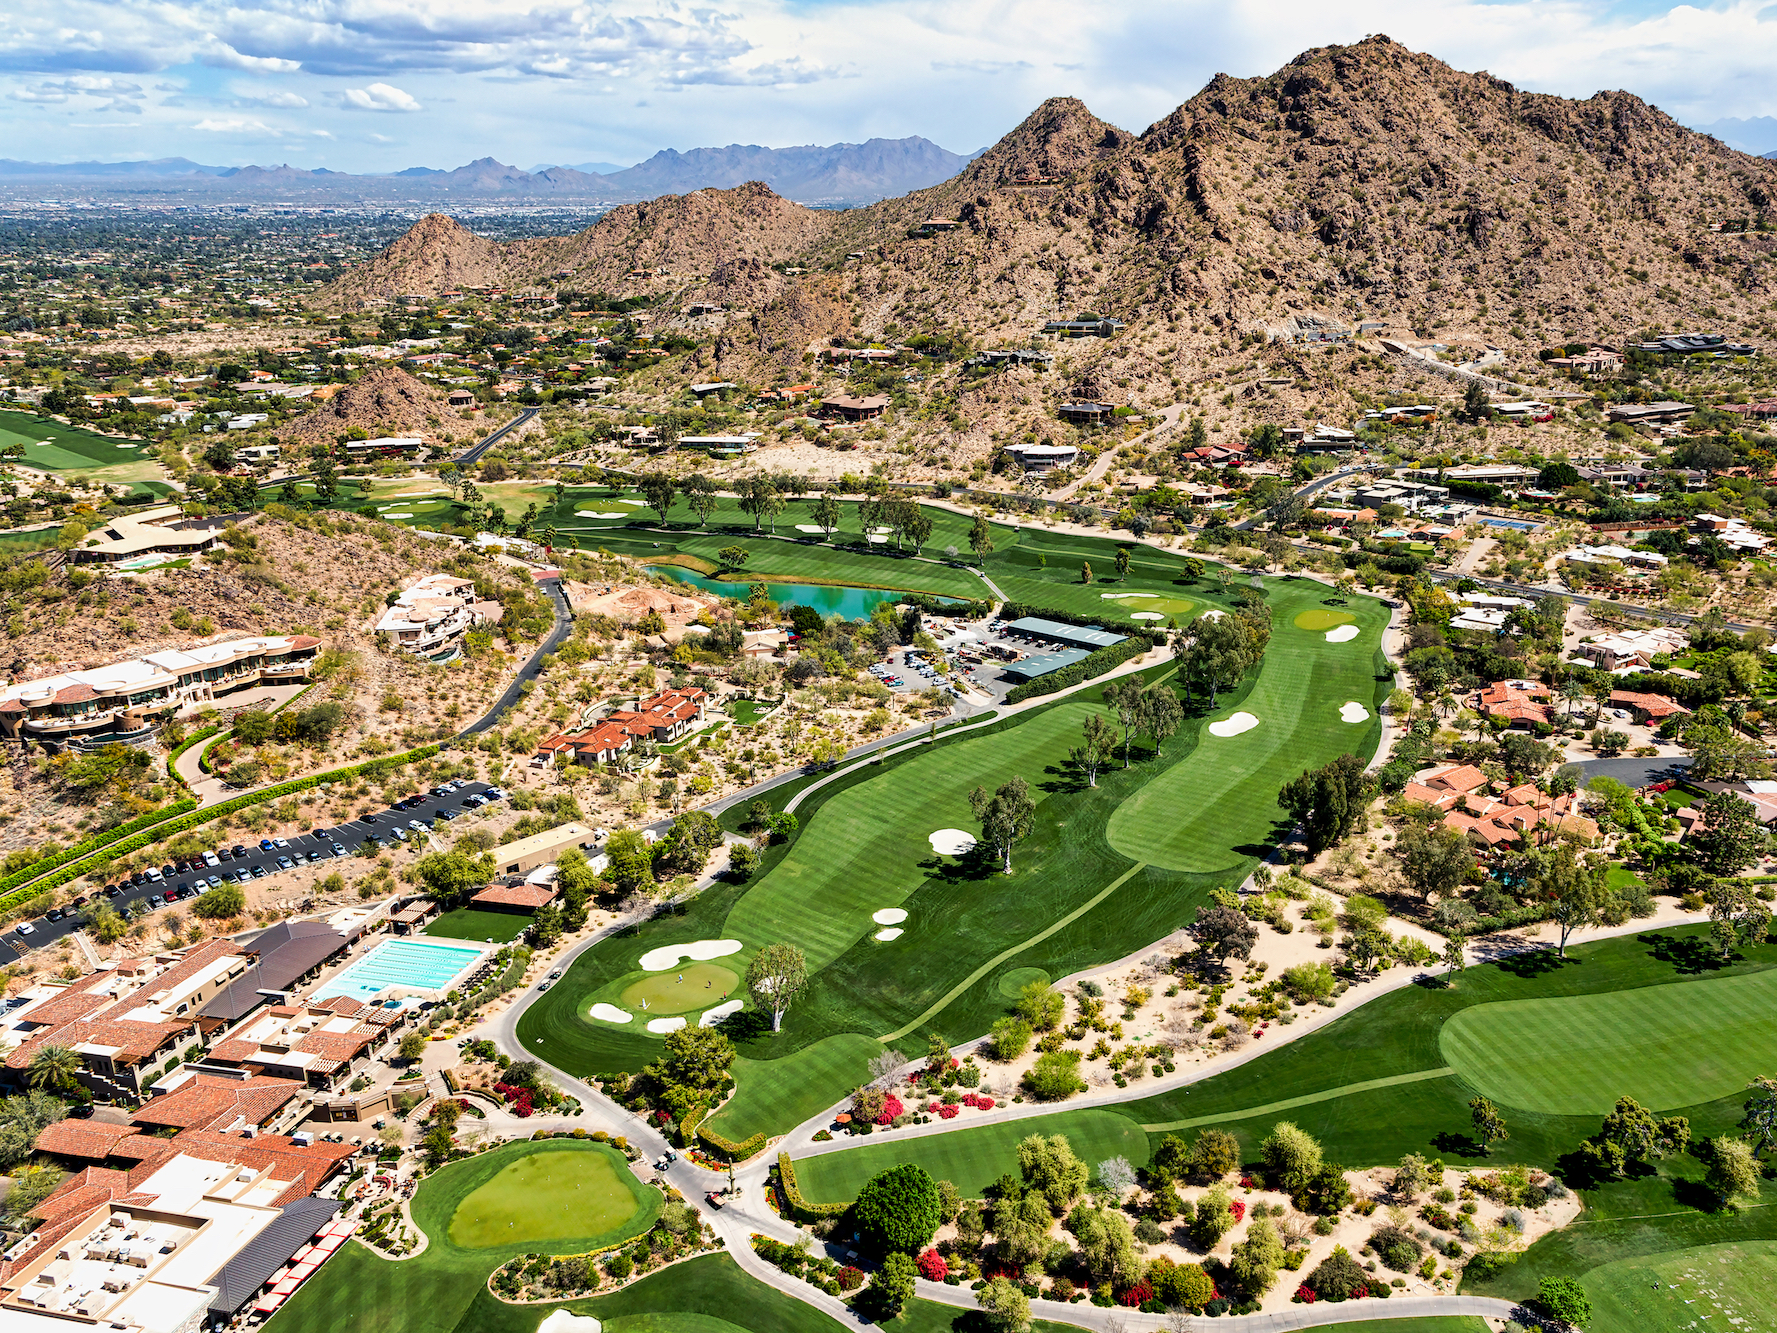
[311, 938, 491, 1003]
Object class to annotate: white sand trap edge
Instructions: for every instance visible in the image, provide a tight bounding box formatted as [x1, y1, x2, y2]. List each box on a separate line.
[589, 1003, 632, 1024]
[1339, 701, 1370, 723]
[872, 908, 908, 925]
[538, 1309, 601, 1333]
[1325, 624, 1361, 642]
[929, 829, 978, 856]
[1208, 711, 1260, 737]
[638, 939, 742, 972]
[1198, 608, 1225, 621]
[1100, 592, 1157, 599]
[874, 928, 904, 942]
[575, 510, 627, 519]
[384, 512, 414, 519]
[867, 534, 888, 544]
[646, 1016, 686, 1034]
[699, 1000, 744, 1027]
[1130, 612, 1164, 621]
[616, 498, 647, 506]
[794, 524, 829, 534]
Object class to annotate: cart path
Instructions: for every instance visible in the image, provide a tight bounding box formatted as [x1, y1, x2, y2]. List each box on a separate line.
[1138, 1065, 1458, 1133]
[878, 859, 1149, 1041]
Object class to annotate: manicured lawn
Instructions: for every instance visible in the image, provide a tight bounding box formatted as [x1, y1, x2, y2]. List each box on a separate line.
[445, 1144, 648, 1248]
[1105, 588, 1387, 872]
[729, 698, 775, 726]
[886, 1296, 1089, 1333]
[1583, 1240, 1777, 1333]
[621, 963, 741, 1015]
[442, 1254, 849, 1333]
[0, 409, 158, 470]
[269, 1140, 661, 1333]
[795, 1109, 1150, 1205]
[1439, 966, 1777, 1114]
[427, 908, 531, 943]
[522, 581, 1392, 1133]
[704, 1033, 884, 1144]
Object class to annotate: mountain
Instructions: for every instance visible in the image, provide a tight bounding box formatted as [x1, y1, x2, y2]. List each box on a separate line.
[1692, 116, 1777, 156]
[285, 366, 453, 450]
[530, 161, 628, 176]
[318, 37, 1777, 462]
[0, 157, 228, 177]
[595, 136, 981, 203]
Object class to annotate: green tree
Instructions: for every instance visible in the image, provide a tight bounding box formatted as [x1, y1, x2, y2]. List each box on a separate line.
[968, 514, 994, 566]
[871, 1251, 916, 1316]
[1740, 1076, 1777, 1158]
[1229, 1216, 1285, 1297]
[1260, 1121, 1323, 1193]
[1279, 752, 1373, 855]
[1070, 712, 1116, 787]
[682, 473, 718, 526]
[1705, 1134, 1763, 1208]
[1690, 789, 1767, 876]
[0, 1091, 67, 1168]
[603, 829, 655, 894]
[555, 847, 596, 930]
[1189, 1181, 1236, 1247]
[1023, 1049, 1085, 1100]
[969, 776, 1036, 873]
[745, 943, 807, 1032]
[1536, 1275, 1593, 1329]
[84, 902, 126, 945]
[1191, 904, 1258, 968]
[312, 453, 339, 501]
[192, 883, 246, 919]
[641, 1026, 735, 1120]
[1459, 378, 1494, 424]
[1528, 842, 1610, 956]
[991, 1016, 1031, 1060]
[990, 1191, 1052, 1268]
[1707, 878, 1772, 959]
[1114, 546, 1131, 579]
[1578, 1096, 1689, 1178]
[1065, 1204, 1143, 1287]
[1015, 980, 1065, 1031]
[1080, 559, 1093, 584]
[715, 545, 750, 571]
[976, 1276, 1031, 1332]
[1397, 820, 1473, 903]
[639, 472, 677, 524]
[25, 1045, 80, 1095]
[727, 843, 759, 879]
[812, 491, 841, 538]
[1017, 1133, 1088, 1213]
[1185, 1128, 1242, 1182]
[531, 901, 563, 946]
[1470, 1096, 1509, 1155]
[414, 848, 497, 906]
[1103, 677, 1143, 768]
[1140, 686, 1184, 754]
[1151, 1259, 1215, 1310]
[398, 1031, 429, 1063]
[854, 1163, 942, 1255]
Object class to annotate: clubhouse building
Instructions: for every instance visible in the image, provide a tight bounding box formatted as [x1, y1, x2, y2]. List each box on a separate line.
[1000, 618, 1127, 682]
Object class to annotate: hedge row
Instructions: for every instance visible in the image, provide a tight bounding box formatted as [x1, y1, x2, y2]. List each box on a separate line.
[696, 1121, 768, 1163]
[679, 1105, 707, 1150]
[0, 797, 200, 900]
[892, 591, 995, 620]
[1004, 635, 1151, 704]
[775, 1151, 847, 1220]
[0, 744, 442, 919]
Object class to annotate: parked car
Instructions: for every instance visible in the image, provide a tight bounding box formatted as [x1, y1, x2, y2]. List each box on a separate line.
[273, 837, 289, 849]
[251, 864, 268, 878]
[206, 874, 222, 889]
[331, 843, 348, 857]
[259, 839, 276, 852]
[17, 922, 34, 936]
[202, 851, 221, 868]
[216, 847, 233, 862]
[145, 868, 164, 883]
[306, 849, 324, 863]
[276, 855, 294, 870]
[231, 845, 247, 858]
[407, 820, 427, 832]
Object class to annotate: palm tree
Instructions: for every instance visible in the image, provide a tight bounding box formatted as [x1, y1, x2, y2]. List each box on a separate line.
[26, 1044, 80, 1094]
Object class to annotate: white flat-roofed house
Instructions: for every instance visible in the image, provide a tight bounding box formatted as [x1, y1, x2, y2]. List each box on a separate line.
[0, 636, 323, 749]
[71, 506, 229, 566]
[1005, 443, 1080, 472]
[375, 574, 504, 662]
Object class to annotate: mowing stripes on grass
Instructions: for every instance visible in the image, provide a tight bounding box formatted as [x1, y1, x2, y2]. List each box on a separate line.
[795, 1108, 1148, 1204]
[702, 1033, 884, 1144]
[724, 701, 1096, 972]
[1439, 968, 1777, 1115]
[425, 908, 531, 943]
[1138, 1066, 1460, 1133]
[1105, 589, 1386, 872]
[1582, 1240, 1777, 1333]
[878, 859, 1148, 1041]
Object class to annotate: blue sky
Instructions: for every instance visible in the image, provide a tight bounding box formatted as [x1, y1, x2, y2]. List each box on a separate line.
[4, 0, 1777, 170]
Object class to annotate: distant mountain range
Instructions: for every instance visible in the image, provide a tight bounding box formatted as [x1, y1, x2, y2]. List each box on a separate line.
[0, 137, 983, 204]
[1690, 116, 1777, 155]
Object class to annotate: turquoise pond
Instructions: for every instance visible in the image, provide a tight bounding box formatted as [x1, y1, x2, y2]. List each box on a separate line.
[646, 566, 959, 619]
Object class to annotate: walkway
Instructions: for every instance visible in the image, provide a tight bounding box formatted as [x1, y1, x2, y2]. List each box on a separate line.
[456, 576, 573, 737]
[1048, 404, 1188, 501]
[453, 407, 540, 466]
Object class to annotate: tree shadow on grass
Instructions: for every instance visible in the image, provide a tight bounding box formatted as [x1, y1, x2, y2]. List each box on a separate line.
[1432, 1131, 1489, 1159]
[1492, 949, 1572, 980]
[1640, 931, 1734, 975]
[914, 851, 1001, 887]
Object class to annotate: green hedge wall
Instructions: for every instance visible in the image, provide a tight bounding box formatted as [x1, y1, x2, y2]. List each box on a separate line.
[0, 798, 199, 901]
[1004, 636, 1152, 704]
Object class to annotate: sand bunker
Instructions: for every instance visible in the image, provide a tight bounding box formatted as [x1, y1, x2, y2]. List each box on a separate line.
[1130, 612, 1165, 621]
[1339, 701, 1370, 723]
[794, 524, 829, 534]
[616, 498, 646, 506]
[1101, 592, 1157, 599]
[1208, 712, 1260, 737]
[384, 512, 414, 519]
[537, 1310, 601, 1333]
[646, 1017, 686, 1034]
[1198, 609, 1225, 621]
[589, 1004, 632, 1024]
[874, 928, 904, 942]
[929, 829, 978, 856]
[638, 939, 742, 972]
[575, 510, 628, 519]
[867, 534, 888, 544]
[872, 908, 908, 925]
[1325, 624, 1361, 643]
[699, 1000, 744, 1027]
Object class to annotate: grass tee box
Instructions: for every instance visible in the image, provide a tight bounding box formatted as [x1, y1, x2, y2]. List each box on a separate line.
[0, 409, 155, 471]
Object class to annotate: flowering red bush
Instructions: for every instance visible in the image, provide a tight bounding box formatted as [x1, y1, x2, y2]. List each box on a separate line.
[916, 1250, 948, 1281]
[938, 1104, 959, 1119]
[1230, 1199, 1245, 1223]
[962, 1093, 996, 1110]
[836, 1266, 865, 1292]
[1116, 1281, 1154, 1307]
[1353, 1284, 1370, 1300]
[875, 1095, 904, 1126]
[1239, 1176, 1253, 1189]
[493, 1082, 536, 1117]
[981, 1261, 1023, 1282]
[1295, 1284, 1316, 1304]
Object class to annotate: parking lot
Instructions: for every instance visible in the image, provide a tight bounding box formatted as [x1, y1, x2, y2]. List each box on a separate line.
[865, 614, 1061, 705]
[3, 780, 501, 955]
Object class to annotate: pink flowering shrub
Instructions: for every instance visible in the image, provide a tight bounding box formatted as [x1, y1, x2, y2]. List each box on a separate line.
[938, 1104, 959, 1119]
[875, 1094, 904, 1126]
[916, 1250, 948, 1281]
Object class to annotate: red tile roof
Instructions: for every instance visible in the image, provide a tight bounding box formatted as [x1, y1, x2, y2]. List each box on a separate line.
[31, 1119, 141, 1162]
[472, 882, 559, 909]
[1426, 765, 1489, 794]
[132, 1074, 303, 1133]
[52, 683, 98, 704]
[1610, 690, 1690, 719]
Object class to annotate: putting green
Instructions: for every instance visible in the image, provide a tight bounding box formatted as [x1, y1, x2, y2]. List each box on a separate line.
[1101, 593, 1196, 620]
[998, 966, 1050, 999]
[620, 963, 740, 1015]
[1107, 592, 1385, 872]
[447, 1146, 645, 1248]
[723, 700, 1096, 970]
[1585, 1241, 1777, 1333]
[1439, 968, 1777, 1115]
[1293, 607, 1357, 631]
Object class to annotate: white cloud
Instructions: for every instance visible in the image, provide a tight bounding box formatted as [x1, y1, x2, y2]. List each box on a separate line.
[246, 89, 309, 108]
[191, 115, 275, 133]
[339, 81, 422, 112]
